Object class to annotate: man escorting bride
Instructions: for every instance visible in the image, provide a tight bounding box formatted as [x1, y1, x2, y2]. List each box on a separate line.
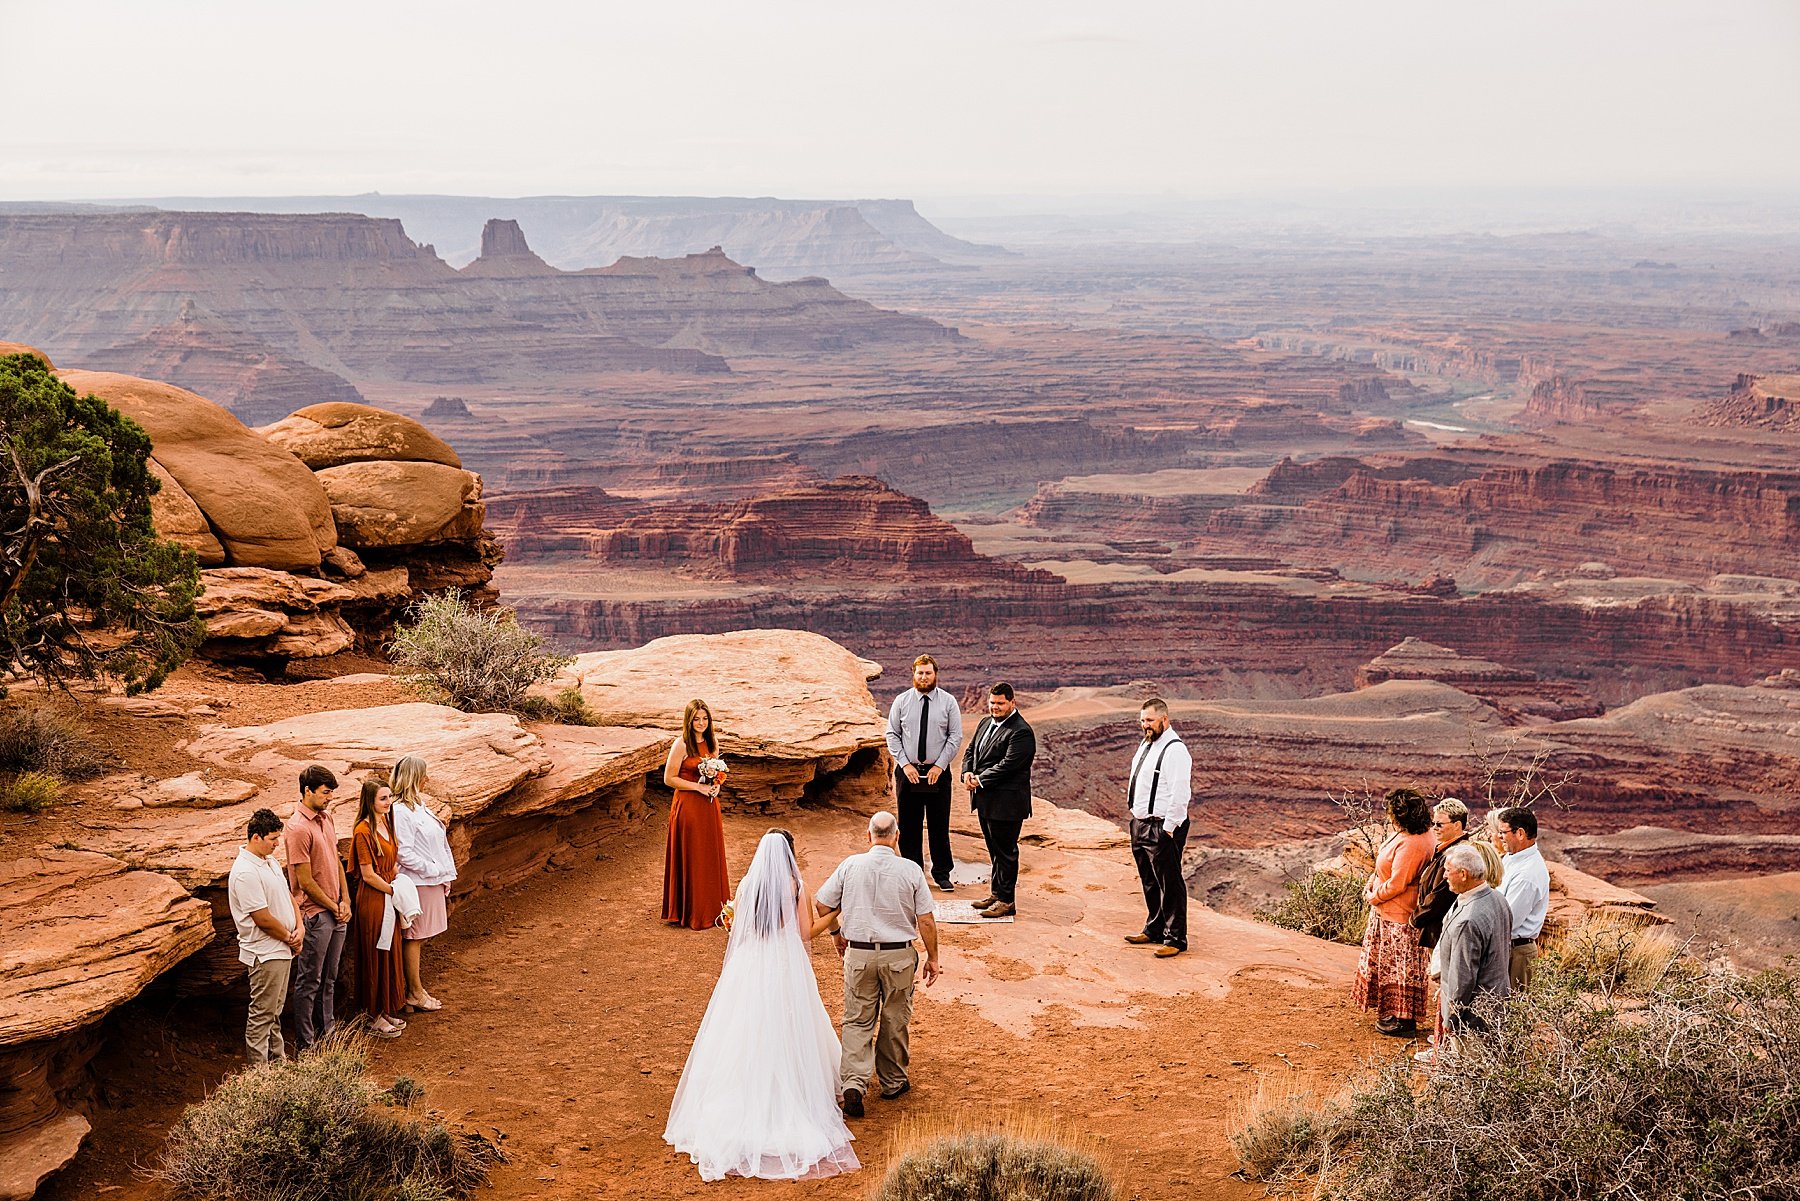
[663, 813, 941, 1181]
[663, 829, 860, 1181]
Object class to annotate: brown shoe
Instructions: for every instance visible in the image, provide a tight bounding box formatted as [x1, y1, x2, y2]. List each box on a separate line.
[969, 896, 997, 910]
[1124, 933, 1155, 945]
[980, 901, 1015, 918]
[1154, 944, 1184, 958]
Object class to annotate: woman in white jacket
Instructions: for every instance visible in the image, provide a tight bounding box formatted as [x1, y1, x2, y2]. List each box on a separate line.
[390, 755, 457, 1012]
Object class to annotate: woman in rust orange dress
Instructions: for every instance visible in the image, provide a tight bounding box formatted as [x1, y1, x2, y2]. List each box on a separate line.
[662, 698, 730, 929]
[350, 778, 408, 1038]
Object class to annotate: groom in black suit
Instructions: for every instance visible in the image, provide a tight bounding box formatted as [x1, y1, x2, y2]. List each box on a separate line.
[960, 681, 1036, 919]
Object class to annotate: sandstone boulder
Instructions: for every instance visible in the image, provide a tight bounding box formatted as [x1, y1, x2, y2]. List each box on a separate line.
[0, 341, 54, 369]
[558, 629, 890, 809]
[315, 460, 483, 548]
[261, 401, 462, 470]
[58, 370, 336, 570]
[147, 460, 226, 565]
[0, 850, 214, 1201]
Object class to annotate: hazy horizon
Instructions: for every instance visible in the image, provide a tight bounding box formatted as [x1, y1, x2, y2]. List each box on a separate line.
[5, 0, 1798, 204]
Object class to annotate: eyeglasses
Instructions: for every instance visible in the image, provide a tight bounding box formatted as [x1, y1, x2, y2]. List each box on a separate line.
[1430, 820, 1456, 828]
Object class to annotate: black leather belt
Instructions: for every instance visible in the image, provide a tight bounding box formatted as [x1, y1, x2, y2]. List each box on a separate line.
[847, 940, 912, 951]
[1512, 936, 1538, 947]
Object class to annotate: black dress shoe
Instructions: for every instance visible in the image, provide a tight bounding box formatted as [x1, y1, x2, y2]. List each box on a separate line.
[880, 1080, 911, 1101]
[1376, 1017, 1417, 1037]
[842, 1088, 864, 1118]
[932, 877, 955, 892]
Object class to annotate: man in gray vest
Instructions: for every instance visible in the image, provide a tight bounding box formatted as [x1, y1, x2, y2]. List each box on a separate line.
[1439, 842, 1513, 1042]
[814, 811, 942, 1118]
[1123, 697, 1194, 958]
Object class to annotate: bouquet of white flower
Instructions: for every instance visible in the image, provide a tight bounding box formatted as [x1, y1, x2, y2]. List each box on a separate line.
[714, 899, 736, 930]
[697, 756, 729, 785]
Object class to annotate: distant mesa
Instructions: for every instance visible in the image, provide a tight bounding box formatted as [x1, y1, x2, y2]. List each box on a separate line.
[0, 210, 956, 384]
[1355, 637, 1604, 722]
[423, 395, 474, 419]
[111, 192, 1017, 276]
[1700, 372, 1800, 431]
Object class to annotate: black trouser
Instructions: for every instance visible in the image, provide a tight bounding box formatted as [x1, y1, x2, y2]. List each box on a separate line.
[896, 766, 954, 882]
[1131, 817, 1190, 949]
[979, 813, 1023, 904]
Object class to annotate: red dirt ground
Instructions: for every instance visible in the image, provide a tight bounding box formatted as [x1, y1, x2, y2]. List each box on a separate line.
[43, 795, 1392, 1201]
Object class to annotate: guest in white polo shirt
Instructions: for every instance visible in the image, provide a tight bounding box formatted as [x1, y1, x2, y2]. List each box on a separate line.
[227, 807, 303, 1064]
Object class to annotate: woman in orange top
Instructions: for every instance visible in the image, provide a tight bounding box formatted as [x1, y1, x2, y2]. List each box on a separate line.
[350, 778, 408, 1038]
[661, 698, 731, 930]
[1352, 787, 1437, 1036]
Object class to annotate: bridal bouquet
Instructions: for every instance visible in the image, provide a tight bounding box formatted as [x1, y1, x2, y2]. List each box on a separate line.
[697, 756, 730, 786]
[714, 899, 736, 931]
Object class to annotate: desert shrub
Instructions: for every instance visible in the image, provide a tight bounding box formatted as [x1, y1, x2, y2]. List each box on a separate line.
[0, 770, 60, 813]
[389, 591, 571, 713]
[387, 1075, 424, 1109]
[0, 705, 109, 779]
[155, 1031, 498, 1201]
[514, 685, 601, 726]
[1319, 970, 1800, 1201]
[1256, 869, 1369, 945]
[1540, 913, 1692, 998]
[872, 1132, 1116, 1201]
[1229, 1080, 1342, 1188]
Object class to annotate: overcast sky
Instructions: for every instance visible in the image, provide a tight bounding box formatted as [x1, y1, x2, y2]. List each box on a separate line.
[5, 0, 1797, 203]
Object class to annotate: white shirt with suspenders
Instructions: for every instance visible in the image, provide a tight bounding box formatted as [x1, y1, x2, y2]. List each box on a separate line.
[1127, 726, 1192, 833]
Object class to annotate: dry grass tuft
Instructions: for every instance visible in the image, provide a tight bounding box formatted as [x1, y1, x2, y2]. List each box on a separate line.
[874, 1110, 1117, 1201]
[1228, 1078, 1342, 1189]
[1542, 913, 1694, 997]
[154, 1029, 499, 1201]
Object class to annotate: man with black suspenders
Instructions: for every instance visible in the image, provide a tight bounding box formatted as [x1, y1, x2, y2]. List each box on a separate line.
[1123, 697, 1194, 958]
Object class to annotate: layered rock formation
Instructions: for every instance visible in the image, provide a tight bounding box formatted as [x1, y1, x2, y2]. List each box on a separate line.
[0, 213, 955, 391]
[77, 310, 367, 427]
[1024, 674, 1800, 843]
[1355, 637, 1603, 722]
[489, 475, 1058, 582]
[0, 853, 212, 1201]
[1703, 373, 1800, 431]
[553, 629, 892, 811]
[36, 360, 502, 661]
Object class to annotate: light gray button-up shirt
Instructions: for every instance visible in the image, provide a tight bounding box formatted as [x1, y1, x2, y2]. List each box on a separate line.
[885, 686, 964, 771]
[815, 845, 935, 944]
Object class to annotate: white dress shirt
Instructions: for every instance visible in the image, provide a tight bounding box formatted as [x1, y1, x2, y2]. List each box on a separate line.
[1498, 842, 1551, 940]
[1126, 727, 1193, 833]
[391, 799, 458, 886]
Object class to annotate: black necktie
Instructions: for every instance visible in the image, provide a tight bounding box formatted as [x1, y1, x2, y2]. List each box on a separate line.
[979, 717, 997, 759]
[917, 693, 930, 763]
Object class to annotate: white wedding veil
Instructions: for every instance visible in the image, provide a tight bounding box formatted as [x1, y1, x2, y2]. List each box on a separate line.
[726, 831, 805, 956]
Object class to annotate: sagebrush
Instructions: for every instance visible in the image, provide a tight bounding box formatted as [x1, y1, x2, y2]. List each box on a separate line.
[1541, 912, 1692, 998]
[1231, 969, 1800, 1201]
[1256, 869, 1369, 945]
[155, 1031, 499, 1201]
[872, 1132, 1115, 1201]
[388, 591, 571, 713]
[1229, 1080, 1341, 1188]
[0, 705, 109, 780]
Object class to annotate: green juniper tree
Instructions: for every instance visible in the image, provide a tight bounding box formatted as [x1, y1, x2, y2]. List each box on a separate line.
[0, 352, 202, 694]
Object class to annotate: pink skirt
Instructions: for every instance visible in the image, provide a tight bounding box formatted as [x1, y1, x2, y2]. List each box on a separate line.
[404, 883, 449, 941]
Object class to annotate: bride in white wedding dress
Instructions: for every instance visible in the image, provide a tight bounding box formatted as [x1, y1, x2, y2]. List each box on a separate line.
[663, 830, 860, 1181]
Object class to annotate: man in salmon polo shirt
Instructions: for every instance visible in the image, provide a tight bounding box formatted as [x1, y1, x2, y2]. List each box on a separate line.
[284, 764, 351, 1052]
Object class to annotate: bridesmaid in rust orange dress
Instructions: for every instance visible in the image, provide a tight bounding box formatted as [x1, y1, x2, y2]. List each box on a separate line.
[662, 698, 730, 929]
[350, 779, 408, 1037]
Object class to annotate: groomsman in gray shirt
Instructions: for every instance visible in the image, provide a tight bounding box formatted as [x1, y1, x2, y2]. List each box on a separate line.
[884, 654, 964, 891]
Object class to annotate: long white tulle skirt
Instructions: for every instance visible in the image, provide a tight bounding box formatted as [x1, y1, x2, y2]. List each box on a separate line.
[663, 929, 860, 1181]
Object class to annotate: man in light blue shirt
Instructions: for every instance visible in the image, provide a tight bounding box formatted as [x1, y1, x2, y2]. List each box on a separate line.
[883, 654, 964, 891]
[1495, 806, 1551, 991]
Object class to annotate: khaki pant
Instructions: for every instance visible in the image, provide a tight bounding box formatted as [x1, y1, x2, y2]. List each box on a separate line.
[1509, 941, 1539, 993]
[840, 946, 917, 1095]
[246, 956, 292, 1064]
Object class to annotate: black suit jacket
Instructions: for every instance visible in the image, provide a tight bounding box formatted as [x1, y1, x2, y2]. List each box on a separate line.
[962, 713, 1036, 822]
